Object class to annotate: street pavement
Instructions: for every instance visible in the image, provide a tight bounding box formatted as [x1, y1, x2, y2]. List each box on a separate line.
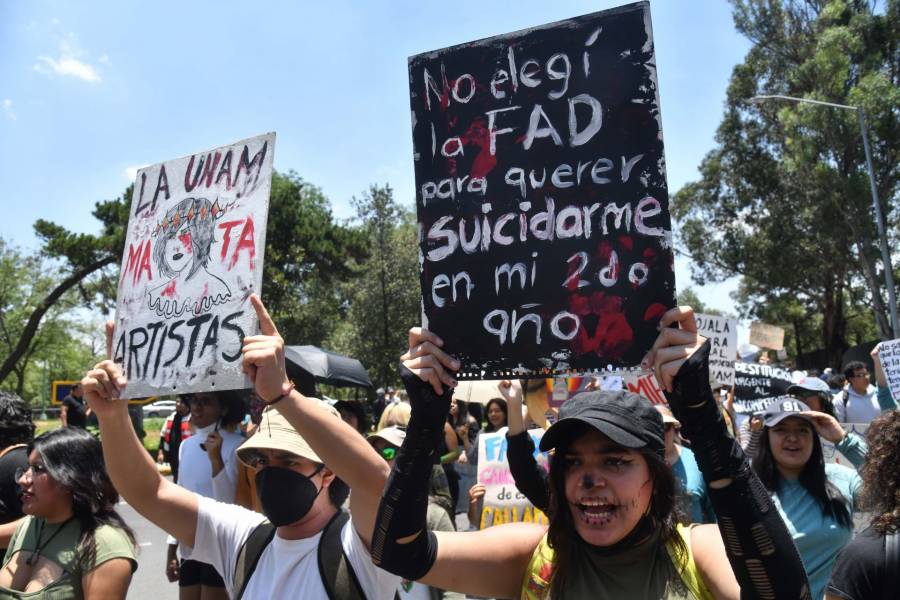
[119, 500, 179, 600]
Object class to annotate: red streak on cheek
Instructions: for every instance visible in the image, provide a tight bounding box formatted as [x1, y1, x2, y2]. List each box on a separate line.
[178, 232, 193, 253]
[161, 280, 177, 298]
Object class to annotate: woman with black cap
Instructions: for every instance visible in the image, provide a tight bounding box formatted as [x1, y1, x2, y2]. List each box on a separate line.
[370, 307, 809, 599]
[751, 396, 865, 600]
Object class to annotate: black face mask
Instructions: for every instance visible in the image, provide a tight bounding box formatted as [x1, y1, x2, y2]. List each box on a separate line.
[255, 465, 324, 527]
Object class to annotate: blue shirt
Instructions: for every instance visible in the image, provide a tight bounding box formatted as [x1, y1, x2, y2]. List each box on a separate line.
[672, 446, 715, 524]
[770, 463, 861, 600]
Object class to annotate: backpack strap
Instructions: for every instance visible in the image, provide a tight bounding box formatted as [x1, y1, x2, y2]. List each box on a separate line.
[318, 510, 367, 600]
[233, 520, 277, 600]
[885, 531, 899, 600]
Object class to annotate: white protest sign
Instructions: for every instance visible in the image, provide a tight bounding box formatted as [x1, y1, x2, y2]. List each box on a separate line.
[877, 339, 900, 400]
[622, 371, 667, 406]
[750, 322, 785, 351]
[112, 132, 276, 398]
[696, 314, 738, 387]
[477, 427, 548, 528]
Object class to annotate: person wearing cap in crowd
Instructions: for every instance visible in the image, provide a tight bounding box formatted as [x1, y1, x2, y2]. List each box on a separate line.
[656, 405, 714, 525]
[751, 396, 866, 600]
[369, 425, 463, 600]
[334, 400, 369, 435]
[370, 306, 808, 599]
[825, 408, 900, 600]
[81, 295, 400, 599]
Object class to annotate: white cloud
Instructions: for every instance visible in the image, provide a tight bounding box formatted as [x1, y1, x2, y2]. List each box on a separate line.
[98, 54, 110, 65]
[33, 34, 103, 83]
[2, 99, 16, 121]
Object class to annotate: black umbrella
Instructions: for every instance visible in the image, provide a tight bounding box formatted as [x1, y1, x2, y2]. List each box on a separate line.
[283, 345, 372, 392]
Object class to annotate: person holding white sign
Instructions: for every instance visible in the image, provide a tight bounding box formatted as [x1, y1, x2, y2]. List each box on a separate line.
[371, 307, 808, 599]
[81, 295, 400, 600]
[834, 345, 896, 423]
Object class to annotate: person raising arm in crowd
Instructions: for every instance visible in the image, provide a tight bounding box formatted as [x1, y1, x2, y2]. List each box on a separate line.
[81, 294, 399, 599]
[372, 306, 809, 599]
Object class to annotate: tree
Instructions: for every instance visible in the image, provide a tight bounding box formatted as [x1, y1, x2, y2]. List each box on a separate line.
[331, 185, 420, 390]
[260, 171, 368, 346]
[674, 0, 900, 368]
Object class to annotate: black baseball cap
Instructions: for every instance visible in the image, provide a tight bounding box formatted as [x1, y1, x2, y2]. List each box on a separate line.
[760, 397, 813, 428]
[539, 390, 665, 458]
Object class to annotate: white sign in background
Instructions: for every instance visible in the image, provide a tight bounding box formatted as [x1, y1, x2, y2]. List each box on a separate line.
[696, 314, 738, 388]
[877, 338, 900, 400]
[477, 427, 548, 528]
[112, 132, 276, 398]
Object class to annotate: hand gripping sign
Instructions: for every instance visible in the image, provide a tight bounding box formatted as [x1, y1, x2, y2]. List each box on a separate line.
[112, 133, 276, 398]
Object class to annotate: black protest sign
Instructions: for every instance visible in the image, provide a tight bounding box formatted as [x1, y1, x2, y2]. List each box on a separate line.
[733, 362, 792, 414]
[410, 2, 675, 379]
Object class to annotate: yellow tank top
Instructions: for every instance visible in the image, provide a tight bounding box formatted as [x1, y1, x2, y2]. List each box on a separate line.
[521, 524, 714, 600]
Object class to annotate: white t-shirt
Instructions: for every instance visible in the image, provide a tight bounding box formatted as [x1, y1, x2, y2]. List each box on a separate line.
[178, 423, 244, 503]
[183, 495, 400, 600]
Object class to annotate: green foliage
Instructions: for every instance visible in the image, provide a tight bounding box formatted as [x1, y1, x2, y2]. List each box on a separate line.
[328, 185, 420, 390]
[261, 171, 368, 346]
[675, 0, 900, 367]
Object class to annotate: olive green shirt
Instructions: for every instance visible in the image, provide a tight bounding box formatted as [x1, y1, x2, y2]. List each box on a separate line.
[1, 516, 137, 599]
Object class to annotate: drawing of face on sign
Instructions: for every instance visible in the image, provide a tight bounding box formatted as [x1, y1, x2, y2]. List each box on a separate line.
[148, 196, 232, 318]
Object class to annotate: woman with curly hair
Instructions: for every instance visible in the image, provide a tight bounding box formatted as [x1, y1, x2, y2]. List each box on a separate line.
[826, 409, 900, 600]
[0, 427, 137, 598]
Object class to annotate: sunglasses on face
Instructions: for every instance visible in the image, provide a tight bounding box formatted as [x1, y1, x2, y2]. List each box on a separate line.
[852, 372, 870, 378]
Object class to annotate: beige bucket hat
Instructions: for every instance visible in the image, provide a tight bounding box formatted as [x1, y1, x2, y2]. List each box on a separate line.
[236, 399, 340, 466]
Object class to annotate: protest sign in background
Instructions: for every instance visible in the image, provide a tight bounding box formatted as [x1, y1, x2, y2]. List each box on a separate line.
[821, 424, 869, 470]
[410, 2, 676, 379]
[732, 361, 792, 415]
[877, 339, 900, 400]
[696, 313, 737, 387]
[477, 427, 548, 528]
[112, 133, 276, 398]
[749, 321, 785, 351]
[622, 370, 666, 405]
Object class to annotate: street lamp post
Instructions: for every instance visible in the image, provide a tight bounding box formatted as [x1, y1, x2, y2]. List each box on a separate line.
[749, 94, 899, 338]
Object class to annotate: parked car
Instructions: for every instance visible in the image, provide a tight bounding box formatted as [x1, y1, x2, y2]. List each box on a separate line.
[143, 400, 177, 418]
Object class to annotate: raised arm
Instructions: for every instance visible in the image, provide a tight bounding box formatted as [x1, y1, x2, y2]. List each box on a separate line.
[371, 328, 543, 599]
[646, 307, 809, 600]
[240, 294, 390, 546]
[499, 380, 550, 513]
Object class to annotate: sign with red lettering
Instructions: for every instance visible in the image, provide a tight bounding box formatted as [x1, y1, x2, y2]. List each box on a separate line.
[410, 2, 675, 379]
[112, 132, 275, 398]
[622, 371, 667, 405]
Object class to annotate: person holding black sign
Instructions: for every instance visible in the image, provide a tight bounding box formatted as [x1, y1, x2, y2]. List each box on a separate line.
[371, 306, 808, 599]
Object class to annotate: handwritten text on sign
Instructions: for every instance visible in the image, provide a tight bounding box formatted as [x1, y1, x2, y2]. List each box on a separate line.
[477, 428, 548, 528]
[411, 2, 676, 378]
[695, 314, 738, 387]
[112, 133, 276, 398]
[877, 339, 900, 401]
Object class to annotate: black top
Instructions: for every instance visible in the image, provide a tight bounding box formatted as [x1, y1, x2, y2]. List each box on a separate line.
[0, 445, 29, 554]
[62, 393, 88, 428]
[506, 430, 549, 512]
[826, 525, 888, 600]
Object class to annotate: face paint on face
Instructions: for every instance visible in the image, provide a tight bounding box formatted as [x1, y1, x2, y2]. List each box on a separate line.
[164, 229, 193, 273]
[562, 429, 652, 546]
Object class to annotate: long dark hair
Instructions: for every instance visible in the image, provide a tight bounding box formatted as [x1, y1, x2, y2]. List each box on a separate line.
[31, 428, 136, 572]
[752, 425, 852, 529]
[545, 424, 686, 597]
[483, 398, 508, 433]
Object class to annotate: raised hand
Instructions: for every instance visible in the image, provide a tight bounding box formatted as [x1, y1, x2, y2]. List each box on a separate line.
[801, 410, 847, 444]
[642, 306, 707, 393]
[82, 360, 129, 420]
[241, 294, 292, 403]
[401, 327, 459, 395]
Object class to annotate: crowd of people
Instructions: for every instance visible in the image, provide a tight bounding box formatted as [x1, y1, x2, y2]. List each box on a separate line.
[0, 298, 898, 599]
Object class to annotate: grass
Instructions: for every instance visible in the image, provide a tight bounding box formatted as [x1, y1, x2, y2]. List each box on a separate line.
[35, 417, 165, 455]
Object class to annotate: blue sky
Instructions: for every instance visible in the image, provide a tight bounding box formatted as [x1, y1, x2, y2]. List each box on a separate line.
[0, 0, 750, 315]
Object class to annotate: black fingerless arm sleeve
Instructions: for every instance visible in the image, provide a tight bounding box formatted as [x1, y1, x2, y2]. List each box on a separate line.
[506, 430, 549, 513]
[371, 366, 446, 581]
[665, 341, 811, 600]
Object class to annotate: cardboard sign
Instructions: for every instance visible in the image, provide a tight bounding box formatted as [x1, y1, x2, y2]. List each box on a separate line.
[477, 427, 549, 528]
[622, 371, 667, 405]
[877, 339, 900, 401]
[749, 322, 785, 351]
[732, 362, 792, 414]
[410, 2, 676, 379]
[112, 133, 276, 398]
[696, 314, 738, 387]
